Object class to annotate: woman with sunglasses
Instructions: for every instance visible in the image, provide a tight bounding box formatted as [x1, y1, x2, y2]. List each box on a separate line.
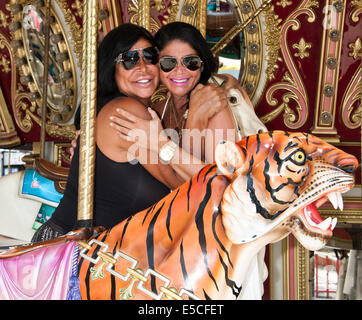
[31, 23, 245, 242]
[111, 22, 240, 179]
[32, 24, 180, 242]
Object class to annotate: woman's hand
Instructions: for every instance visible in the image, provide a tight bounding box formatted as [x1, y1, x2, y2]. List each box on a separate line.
[110, 107, 168, 153]
[69, 130, 80, 160]
[187, 83, 229, 131]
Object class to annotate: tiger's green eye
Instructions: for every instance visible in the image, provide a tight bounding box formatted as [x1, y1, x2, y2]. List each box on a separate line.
[292, 150, 306, 164]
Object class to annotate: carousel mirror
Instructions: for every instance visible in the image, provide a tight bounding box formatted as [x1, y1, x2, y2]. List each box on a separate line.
[206, 0, 245, 81]
[10, 0, 81, 125]
[205, 0, 271, 103]
[22, 5, 70, 119]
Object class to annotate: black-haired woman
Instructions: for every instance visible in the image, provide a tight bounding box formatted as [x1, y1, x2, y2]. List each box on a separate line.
[32, 24, 173, 241]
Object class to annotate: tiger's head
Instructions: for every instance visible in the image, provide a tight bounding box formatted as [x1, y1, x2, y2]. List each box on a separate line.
[215, 131, 358, 251]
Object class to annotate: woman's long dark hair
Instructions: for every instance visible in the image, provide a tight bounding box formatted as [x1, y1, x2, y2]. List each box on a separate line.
[154, 22, 218, 84]
[97, 23, 156, 111]
[74, 24, 155, 127]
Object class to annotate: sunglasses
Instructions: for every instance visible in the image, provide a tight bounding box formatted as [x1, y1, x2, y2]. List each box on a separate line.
[114, 46, 159, 70]
[159, 55, 203, 73]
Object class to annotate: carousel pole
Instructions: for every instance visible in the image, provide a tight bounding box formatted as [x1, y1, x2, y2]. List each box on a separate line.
[39, 0, 51, 159]
[77, 0, 98, 228]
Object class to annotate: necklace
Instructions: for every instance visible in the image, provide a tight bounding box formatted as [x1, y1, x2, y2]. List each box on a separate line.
[170, 99, 188, 140]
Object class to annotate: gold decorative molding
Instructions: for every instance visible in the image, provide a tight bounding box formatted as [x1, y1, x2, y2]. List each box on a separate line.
[138, 0, 151, 31]
[71, 0, 83, 18]
[99, 0, 123, 35]
[262, 0, 317, 129]
[262, 4, 282, 82]
[178, 0, 207, 37]
[0, 54, 10, 73]
[153, 0, 166, 11]
[53, 142, 71, 167]
[128, 0, 161, 33]
[165, 0, 180, 25]
[0, 9, 9, 29]
[0, 85, 20, 148]
[295, 240, 310, 300]
[45, 122, 76, 140]
[320, 208, 362, 223]
[311, 0, 347, 140]
[282, 237, 290, 300]
[341, 66, 362, 130]
[56, 0, 83, 65]
[292, 37, 312, 59]
[276, 0, 292, 8]
[350, 0, 362, 22]
[348, 37, 362, 59]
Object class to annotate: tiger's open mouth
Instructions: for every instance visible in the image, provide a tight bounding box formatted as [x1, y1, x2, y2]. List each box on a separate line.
[292, 187, 350, 243]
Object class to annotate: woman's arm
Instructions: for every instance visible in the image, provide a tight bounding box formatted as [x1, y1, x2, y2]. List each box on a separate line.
[97, 97, 184, 189]
[111, 107, 205, 182]
[183, 78, 239, 163]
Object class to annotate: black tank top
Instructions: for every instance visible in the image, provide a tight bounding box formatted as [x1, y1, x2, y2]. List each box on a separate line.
[51, 140, 170, 231]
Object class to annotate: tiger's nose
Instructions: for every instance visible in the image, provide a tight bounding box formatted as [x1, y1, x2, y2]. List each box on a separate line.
[337, 156, 359, 174]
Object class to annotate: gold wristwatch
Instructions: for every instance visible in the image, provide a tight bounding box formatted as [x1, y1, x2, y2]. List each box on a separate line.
[159, 140, 178, 164]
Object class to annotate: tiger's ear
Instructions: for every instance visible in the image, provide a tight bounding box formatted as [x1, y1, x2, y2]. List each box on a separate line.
[215, 140, 246, 177]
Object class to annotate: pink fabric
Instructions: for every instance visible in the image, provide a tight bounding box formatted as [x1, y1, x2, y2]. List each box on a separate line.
[0, 242, 76, 300]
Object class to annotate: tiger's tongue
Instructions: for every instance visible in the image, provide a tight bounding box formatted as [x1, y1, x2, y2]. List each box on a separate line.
[304, 202, 324, 224]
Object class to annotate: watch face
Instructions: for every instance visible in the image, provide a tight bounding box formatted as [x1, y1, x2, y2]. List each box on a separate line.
[160, 143, 176, 163]
[160, 147, 173, 162]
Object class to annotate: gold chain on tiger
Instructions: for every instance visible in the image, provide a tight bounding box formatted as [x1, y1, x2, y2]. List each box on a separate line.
[77, 239, 201, 300]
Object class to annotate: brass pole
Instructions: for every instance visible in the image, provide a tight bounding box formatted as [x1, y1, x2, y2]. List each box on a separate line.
[77, 0, 98, 227]
[211, 0, 272, 56]
[40, 0, 51, 159]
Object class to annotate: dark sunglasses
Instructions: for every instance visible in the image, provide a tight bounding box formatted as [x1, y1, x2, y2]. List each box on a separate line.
[114, 46, 159, 70]
[159, 55, 203, 73]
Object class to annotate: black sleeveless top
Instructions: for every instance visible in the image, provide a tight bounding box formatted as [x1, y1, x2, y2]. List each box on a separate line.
[50, 140, 170, 231]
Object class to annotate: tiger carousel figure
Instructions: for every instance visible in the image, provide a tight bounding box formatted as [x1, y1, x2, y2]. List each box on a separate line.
[0, 130, 357, 300]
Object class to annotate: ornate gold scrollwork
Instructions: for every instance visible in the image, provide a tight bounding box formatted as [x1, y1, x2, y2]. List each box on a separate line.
[292, 37, 312, 59]
[350, 0, 362, 22]
[0, 26, 20, 147]
[348, 37, 362, 60]
[341, 66, 362, 130]
[276, 0, 292, 8]
[261, 0, 318, 129]
[128, 0, 161, 33]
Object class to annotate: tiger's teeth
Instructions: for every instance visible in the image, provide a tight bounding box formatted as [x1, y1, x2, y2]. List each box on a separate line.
[336, 192, 343, 211]
[327, 192, 338, 210]
[327, 191, 344, 211]
[331, 217, 337, 230]
[318, 217, 332, 231]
